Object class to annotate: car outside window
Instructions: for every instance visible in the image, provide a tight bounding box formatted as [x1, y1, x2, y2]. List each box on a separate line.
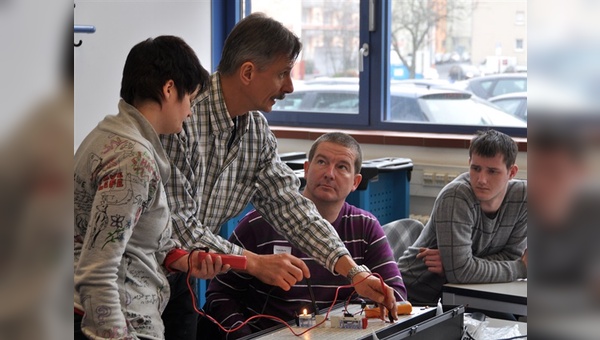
[493, 98, 521, 116]
[389, 96, 425, 122]
[313, 93, 359, 113]
[492, 79, 527, 97]
[275, 92, 307, 110]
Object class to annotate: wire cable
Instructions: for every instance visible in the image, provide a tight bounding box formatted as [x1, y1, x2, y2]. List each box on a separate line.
[306, 277, 320, 315]
[186, 266, 393, 336]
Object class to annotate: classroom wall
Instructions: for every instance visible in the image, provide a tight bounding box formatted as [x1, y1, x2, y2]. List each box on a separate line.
[74, 0, 212, 149]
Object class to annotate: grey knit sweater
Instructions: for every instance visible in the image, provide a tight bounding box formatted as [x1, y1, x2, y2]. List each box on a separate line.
[398, 172, 527, 304]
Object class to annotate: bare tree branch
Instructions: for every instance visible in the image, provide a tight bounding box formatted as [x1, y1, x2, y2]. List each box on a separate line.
[317, 0, 360, 77]
[391, 0, 473, 78]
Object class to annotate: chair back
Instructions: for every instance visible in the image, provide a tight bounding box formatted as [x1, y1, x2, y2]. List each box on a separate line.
[382, 218, 425, 261]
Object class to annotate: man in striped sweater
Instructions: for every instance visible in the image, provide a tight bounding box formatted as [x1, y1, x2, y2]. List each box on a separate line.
[202, 132, 406, 339]
[398, 129, 527, 305]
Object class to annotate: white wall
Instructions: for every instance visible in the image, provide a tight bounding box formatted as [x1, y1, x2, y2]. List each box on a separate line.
[74, 0, 212, 149]
[1, 1, 66, 142]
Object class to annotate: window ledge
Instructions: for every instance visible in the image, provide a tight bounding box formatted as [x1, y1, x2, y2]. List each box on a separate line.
[271, 126, 527, 152]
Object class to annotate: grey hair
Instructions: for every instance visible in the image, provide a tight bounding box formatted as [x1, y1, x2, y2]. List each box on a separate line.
[217, 12, 302, 75]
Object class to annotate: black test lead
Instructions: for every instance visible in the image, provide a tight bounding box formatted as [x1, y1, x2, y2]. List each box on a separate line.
[306, 278, 319, 315]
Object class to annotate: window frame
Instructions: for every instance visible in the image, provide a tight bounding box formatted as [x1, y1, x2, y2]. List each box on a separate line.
[515, 38, 524, 52]
[212, 0, 527, 138]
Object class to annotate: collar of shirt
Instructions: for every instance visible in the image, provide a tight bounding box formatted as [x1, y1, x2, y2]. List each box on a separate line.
[195, 72, 250, 138]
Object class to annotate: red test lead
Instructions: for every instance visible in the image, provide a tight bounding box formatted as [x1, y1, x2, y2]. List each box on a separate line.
[197, 251, 248, 270]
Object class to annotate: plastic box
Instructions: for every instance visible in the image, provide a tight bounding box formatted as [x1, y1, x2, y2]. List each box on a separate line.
[279, 151, 308, 170]
[346, 157, 413, 225]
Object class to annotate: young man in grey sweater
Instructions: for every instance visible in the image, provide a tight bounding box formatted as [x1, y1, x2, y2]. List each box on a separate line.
[398, 129, 527, 304]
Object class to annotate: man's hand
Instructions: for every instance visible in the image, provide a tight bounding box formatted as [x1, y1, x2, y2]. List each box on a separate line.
[352, 272, 398, 321]
[333, 255, 397, 320]
[243, 251, 310, 291]
[170, 251, 231, 279]
[416, 248, 444, 276]
[522, 248, 528, 268]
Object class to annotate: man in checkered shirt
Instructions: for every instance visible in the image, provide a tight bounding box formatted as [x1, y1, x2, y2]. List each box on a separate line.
[160, 13, 398, 339]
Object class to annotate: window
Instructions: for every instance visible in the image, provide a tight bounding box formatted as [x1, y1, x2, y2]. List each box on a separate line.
[313, 92, 359, 112]
[225, 0, 526, 137]
[515, 10, 525, 25]
[515, 38, 524, 51]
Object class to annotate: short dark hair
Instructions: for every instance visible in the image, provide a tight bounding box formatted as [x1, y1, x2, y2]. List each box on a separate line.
[120, 35, 209, 106]
[308, 132, 362, 174]
[469, 129, 518, 169]
[218, 13, 302, 75]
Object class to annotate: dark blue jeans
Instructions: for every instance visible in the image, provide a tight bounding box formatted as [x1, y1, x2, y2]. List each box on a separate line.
[74, 312, 87, 340]
[163, 272, 199, 340]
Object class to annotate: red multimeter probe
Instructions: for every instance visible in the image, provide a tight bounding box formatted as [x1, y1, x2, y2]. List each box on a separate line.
[197, 251, 247, 270]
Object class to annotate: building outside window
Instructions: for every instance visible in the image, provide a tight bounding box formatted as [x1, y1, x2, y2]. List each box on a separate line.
[515, 10, 525, 25]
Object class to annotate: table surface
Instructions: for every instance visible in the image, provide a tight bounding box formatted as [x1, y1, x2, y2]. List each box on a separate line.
[442, 280, 527, 317]
[247, 304, 436, 340]
[443, 280, 527, 298]
[238, 302, 529, 339]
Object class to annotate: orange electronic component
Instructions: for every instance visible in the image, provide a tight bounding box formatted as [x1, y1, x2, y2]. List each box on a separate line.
[364, 307, 379, 319]
[364, 301, 412, 319]
[397, 301, 413, 315]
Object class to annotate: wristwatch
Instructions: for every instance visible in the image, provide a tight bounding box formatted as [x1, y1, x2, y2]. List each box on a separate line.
[346, 264, 371, 282]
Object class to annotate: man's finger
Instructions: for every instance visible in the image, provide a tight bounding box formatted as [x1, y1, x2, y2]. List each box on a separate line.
[289, 255, 311, 279]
